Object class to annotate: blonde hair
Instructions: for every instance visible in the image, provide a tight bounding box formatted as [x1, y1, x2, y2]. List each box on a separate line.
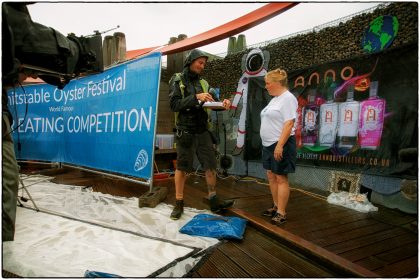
[265, 68, 288, 87]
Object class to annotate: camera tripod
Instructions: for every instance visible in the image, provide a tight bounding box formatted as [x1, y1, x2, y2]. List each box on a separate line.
[17, 174, 47, 211]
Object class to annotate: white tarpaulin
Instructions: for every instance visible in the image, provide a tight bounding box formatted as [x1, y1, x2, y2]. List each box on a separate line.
[3, 175, 219, 277]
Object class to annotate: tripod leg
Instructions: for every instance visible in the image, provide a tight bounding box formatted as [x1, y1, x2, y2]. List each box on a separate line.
[19, 177, 40, 211]
[17, 197, 24, 207]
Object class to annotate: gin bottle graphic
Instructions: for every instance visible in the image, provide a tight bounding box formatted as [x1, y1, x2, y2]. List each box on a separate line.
[319, 88, 338, 147]
[336, 85, 359, 148]
[358, 81, 385, 150]
[302, 90, 319, 146]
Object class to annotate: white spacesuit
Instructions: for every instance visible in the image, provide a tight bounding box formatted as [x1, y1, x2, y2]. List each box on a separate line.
[231, 48, 270, 155]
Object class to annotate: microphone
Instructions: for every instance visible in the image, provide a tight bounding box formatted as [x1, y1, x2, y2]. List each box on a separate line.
[198, 88, 218, 108]
[209, 88, 219, 101]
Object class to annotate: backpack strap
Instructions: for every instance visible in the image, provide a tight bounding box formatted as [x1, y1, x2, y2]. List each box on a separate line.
[198, 78, 214, 130]
[171, 72, 213, 130]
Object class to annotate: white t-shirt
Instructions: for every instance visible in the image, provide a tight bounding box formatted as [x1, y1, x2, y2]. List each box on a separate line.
[260, 91, 298, 147]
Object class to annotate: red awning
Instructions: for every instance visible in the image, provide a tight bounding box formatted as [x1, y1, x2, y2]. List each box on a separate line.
[126, 46, 161, 60]
[158, 2, 298, 55]
[126, 2, 298, 57]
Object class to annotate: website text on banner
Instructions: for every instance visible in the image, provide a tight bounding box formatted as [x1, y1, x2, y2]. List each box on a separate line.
[8, 52, 162, 182]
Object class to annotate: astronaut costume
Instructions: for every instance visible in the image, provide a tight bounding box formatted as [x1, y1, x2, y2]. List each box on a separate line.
[231, 48, 270, 155]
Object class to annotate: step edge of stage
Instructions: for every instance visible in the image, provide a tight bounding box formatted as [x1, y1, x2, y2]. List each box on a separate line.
[226, 207, 380, 278]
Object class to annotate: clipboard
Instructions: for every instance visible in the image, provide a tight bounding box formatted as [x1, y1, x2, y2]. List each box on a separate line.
[202, 102, 226, 111]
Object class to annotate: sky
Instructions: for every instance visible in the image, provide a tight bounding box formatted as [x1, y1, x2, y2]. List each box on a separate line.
[27, 1, 382, 57]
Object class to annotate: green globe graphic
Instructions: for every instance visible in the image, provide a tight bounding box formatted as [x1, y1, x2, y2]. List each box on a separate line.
[362, 15, 399, 53]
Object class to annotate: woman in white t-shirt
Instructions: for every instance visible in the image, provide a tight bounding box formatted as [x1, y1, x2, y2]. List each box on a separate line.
[260, 69, 298, 226]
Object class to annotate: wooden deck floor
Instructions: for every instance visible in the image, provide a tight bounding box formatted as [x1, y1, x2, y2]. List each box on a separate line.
[16, 164, 418, 277]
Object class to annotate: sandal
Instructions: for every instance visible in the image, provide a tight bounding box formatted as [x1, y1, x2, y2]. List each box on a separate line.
[271, 212, 287, 225]
[262, 205, 277, 217]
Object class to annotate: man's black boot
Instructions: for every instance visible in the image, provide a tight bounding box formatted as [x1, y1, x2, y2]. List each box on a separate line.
[209, 195, 234, 213]
[170, 200, 184, 220]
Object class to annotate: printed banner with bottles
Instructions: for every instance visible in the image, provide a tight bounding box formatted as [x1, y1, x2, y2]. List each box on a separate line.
[288, 43, 417, 176]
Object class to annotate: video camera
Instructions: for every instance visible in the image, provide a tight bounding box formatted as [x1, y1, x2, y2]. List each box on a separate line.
[2, 3, 104, 89]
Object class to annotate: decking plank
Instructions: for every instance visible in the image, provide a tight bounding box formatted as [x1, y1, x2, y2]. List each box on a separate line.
[191, 253, 227, 277]
[229, 208, 380, 277]
[370, 207, 417, 227]
[341, 236, 417, 264]
[225, 238, 304, 277]
[243, 227, 335, 277]
[216, 241, 275, 277]
[325, 227, 410, 254]
[286, 211, 369, 235]
[190, 242, 251, 278]
[206, 249, 250, 278]
[354, 256, 385, 271]
[373, 256, 419, 277]
[219, 240, 278, 277]
[302, 218, 381, 238]
[312, 222, 392, 247]
[375, 242, 418, 263]
[225, 194, 272, 210]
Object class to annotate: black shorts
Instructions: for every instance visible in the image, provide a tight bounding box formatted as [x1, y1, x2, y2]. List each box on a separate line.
[175, 130, 217, 172]
[262, 136, 296, 175]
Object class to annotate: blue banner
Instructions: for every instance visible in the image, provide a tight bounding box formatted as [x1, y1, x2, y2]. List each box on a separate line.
[7, 52, 162, 182]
